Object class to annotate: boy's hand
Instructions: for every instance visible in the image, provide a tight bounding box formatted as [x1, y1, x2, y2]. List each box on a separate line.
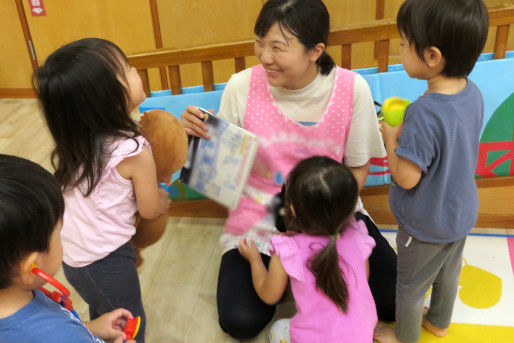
[380, 121, 401, 146]
[85, 308, 134, 343]
[238, 238, 261, 263]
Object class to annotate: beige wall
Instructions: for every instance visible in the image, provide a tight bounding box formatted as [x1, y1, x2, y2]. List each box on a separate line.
[0, 1, 35, 88]
[1, 0, 513, 92]
[156, 0, 264, 87]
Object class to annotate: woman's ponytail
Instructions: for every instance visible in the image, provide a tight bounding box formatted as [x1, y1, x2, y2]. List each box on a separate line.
[316, 51, 336, 75]
[309, 234, 349, 312]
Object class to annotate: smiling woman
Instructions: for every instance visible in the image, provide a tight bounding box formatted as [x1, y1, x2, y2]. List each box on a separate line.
[180, 0, 397, 339]
[253, 23, 323, 90]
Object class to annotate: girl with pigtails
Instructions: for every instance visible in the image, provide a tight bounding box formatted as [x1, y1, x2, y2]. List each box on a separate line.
[239, 156, 377, 343]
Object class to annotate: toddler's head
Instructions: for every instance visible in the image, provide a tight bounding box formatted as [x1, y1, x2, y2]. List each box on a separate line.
[283, 156, 358, 237]
[33, 38, 144, 194]
[282, 156, 358, 312]
[397, 0, 488, 78]
[0, 155, 64, 290]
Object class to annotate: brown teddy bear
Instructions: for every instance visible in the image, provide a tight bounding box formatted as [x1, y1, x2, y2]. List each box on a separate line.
[132, 109, 188, 266]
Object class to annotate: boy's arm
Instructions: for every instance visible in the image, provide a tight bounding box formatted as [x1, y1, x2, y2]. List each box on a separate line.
[381, 123, 422, 190]
[116, 145, 170, 219]
[238, 240, 289, 305]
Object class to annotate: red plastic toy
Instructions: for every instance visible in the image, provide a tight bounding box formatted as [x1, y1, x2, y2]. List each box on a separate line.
[124, 316, 141, 340]
[31, 264, 141, 340]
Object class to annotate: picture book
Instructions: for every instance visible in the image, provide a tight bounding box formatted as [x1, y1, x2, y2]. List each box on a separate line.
[180, 109, 259, 209]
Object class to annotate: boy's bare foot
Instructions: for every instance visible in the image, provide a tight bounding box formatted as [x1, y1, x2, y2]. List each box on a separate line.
[374, 324, 402, 343]
[422, 316, 447, 337]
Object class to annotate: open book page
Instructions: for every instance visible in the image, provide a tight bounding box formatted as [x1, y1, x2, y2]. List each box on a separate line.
[181, 110, 259, 209]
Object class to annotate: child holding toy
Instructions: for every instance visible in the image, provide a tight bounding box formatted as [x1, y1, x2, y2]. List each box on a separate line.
[181, 0, 397, 338]
[0, 154, 136, 343]
[238, 156, 377, 343]
[34, 38, 171, 342]
[375, 0, 489, 342]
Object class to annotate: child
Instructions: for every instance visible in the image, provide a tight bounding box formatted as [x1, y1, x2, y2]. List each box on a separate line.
[374, 1, 489, 342]
[0, 154, 136, 343]
[34, 38, 171, 342]
[238, 156, 377, 342]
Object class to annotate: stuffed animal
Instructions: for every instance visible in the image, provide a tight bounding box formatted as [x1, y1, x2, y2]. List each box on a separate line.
[131, 109, 188, 266]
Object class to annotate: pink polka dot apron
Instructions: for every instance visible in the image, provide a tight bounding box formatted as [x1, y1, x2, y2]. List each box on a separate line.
[221, 65, 355, 254]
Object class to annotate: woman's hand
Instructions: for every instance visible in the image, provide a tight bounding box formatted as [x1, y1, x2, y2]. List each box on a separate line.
[85, 308, 133, 343]
[238, 238, 261, 263]
[180, 105, 213, 139]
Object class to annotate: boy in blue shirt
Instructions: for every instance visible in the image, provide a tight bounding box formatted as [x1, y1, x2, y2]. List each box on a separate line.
[0, 154, 136, 343]
[374, 0, 489, 342]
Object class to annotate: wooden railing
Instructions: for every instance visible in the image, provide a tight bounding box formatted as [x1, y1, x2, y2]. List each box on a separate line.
[128, 4, 514, 228]
[128, 4, 514, 96]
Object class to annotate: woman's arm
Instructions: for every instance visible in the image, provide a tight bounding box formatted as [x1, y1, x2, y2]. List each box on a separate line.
[348, 161, 369, 192]
[116, 146, 170, 219]
[344, 75, 385, 190]
[238, 239, 289, 305]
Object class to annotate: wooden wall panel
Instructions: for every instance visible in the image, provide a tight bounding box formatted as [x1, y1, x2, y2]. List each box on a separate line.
[2, 0, 514, 91]
[0, 1, 34, 89]
[156, 0, 263, 87]
[325, 0, 377, 69]
[22, 0, 161, 89]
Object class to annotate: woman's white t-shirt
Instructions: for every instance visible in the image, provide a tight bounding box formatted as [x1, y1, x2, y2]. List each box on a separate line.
[217, 67, 386, 167]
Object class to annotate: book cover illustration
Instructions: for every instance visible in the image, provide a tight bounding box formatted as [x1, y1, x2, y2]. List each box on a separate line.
[181, 110, 259, 209]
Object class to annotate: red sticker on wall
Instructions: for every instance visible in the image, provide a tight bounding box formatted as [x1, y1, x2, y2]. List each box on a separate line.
[28, 0, 46, 16]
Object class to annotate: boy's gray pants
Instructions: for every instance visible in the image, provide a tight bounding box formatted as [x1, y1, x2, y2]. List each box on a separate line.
[395, 226, 466, 343]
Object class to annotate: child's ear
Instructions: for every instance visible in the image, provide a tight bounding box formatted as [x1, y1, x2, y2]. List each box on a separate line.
[423, 46, 443, 69]
[16, 252, 39, 285]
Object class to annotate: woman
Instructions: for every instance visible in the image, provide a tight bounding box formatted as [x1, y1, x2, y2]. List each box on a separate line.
[181, 0, 397, 339]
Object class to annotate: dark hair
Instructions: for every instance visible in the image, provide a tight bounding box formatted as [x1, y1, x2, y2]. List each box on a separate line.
[397, 0, 488, 77]
[0, 155, 64, 289]
[284, 156, 358, 312]
[254, 0, 335, 75]
[33, 38, 140, 195]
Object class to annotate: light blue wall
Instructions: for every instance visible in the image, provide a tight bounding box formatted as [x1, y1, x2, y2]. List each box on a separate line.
[140, 51, 514, 186]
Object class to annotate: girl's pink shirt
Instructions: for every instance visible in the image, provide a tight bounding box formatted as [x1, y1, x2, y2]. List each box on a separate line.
[61, 136, 150, 267]
[270, 218, 378, 343]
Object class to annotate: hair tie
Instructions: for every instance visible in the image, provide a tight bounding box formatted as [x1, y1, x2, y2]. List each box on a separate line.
[331, 233, 341, 241]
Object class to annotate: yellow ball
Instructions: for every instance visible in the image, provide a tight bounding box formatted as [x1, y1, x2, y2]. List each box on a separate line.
[381, 97, 411, 127]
